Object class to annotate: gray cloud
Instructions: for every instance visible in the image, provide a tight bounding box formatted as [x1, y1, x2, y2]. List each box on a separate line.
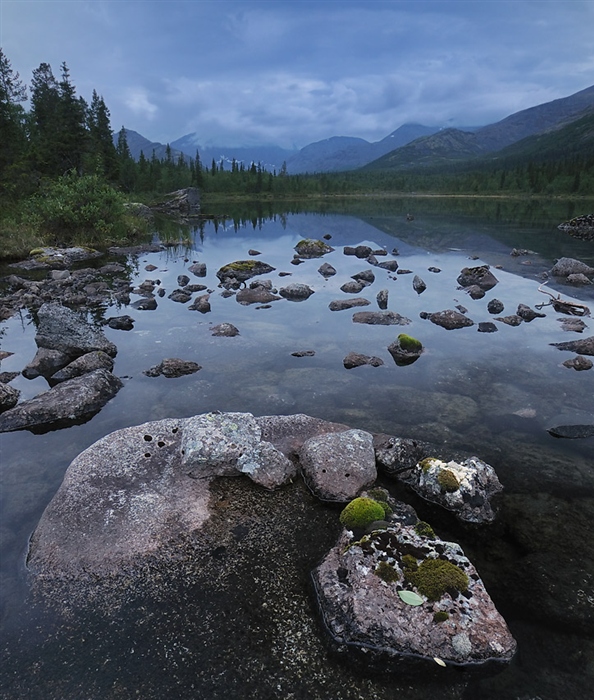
[3, 1, 593, 148]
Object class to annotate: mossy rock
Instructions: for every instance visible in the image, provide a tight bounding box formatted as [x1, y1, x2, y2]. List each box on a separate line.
[414, 520, 436, 539]
[216, 259, 276, 284]
[397, 333, 422, 352]
[405, 558, 469, 601]
[339, 497, 385, 530]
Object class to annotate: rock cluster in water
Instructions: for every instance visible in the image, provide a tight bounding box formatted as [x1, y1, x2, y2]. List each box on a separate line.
[27, 411, 515, 678]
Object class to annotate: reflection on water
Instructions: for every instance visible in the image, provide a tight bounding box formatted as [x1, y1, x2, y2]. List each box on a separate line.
[1, 198, 593, 699]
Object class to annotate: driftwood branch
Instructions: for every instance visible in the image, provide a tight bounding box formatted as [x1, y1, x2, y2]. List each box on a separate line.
[536, 283, 590, 316]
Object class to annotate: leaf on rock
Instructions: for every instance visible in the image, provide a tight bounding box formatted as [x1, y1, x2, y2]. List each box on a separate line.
[398, 589, 424, 606]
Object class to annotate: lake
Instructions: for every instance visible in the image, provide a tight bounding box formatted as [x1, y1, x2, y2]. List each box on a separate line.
[1, 196, 593, 699]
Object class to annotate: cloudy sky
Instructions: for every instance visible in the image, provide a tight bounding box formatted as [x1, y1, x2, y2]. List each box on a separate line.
[2, 0, 593, 149]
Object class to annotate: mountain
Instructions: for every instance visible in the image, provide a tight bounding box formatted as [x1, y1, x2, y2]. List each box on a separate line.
[118, 129, 185, 162]
[285, 124, 444, 173]
[365, 85, 594, 171]
[170, 133, 297, 173]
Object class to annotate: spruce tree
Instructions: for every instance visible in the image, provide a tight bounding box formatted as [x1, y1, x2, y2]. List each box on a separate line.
[0, 48, 28, 198]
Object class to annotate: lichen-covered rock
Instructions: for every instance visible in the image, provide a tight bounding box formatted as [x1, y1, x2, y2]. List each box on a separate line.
[373, 434, 431, 478]
[28, 246, 103, 269]
[312, 523, 516, 675]
[236, 440, 297, 490]
[299, 429, 376, 501]
[399, 456, 503, 524]
[420, 309, 474, 330]
[22, 347, 72, 379]
[0, 369, 123, 433]
[558, 213, 594, 240]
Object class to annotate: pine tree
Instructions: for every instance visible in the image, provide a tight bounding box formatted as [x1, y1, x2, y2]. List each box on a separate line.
[87, 90, 119, 181]
[0, 48, 28, 197]
[29, 62, 61, 175]
[55, 62, 88, 174]
[116, 127, 136, 191]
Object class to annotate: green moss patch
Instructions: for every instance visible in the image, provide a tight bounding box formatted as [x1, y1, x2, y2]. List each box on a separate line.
[339, 497, 385, 530]
[405, 558, 469, 601]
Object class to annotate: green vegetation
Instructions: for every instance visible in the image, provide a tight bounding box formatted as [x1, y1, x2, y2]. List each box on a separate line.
[405, 558, 469, 601]
[437, 468, 461, 493]
[374, 561, 400, 583]
[397, 333, 423, 352]
[339, 497, 385, 530]
[433, 611, 450, 623]
[414, 521, 436, 539]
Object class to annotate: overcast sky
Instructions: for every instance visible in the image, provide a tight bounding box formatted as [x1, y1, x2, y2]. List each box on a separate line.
[2, 0, 593, 149]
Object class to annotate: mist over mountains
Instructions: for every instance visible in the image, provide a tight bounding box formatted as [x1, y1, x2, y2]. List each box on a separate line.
[120, 85, 594, 175]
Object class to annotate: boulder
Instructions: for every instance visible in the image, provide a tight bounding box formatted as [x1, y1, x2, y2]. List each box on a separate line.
[413, 276, 426, 294]
[318, 262, 336, 277]
[294, 239, 334, 258]
[558, 213, 594, 240]
[131, 297, 157, 311]
[353, 311, 411, 326]
[550, 257, 594, 277]
[344, 245, 372, 258]
[210, 323, 240, 337]
[188, 294, 211, 313]
[0, 369, 122, 433]
[0, 382, 20, 413]
[558, 317, 587, 333]
[299, 429, 376, 501]
[376, 289, 388, 309]
[236, 285, 280, 305]
[22, 347, 72, 379]
[420, 310, 474, 330]
[487, 299, 504, 314]
[279, 283, 315, 301]
[496, 315, 523, 327]
[312, 521, 516, 675]
[143, 358, 202, 378]
[168, 289, 192, 303]
[567, 273, 593, 285]
[397, 456, 503, 524]
[351, 270, 375, 286]
[562, 355, 593, 370]
[153, 187, 200, 215]
[517, 304, 546, 322]
[457, 265, 499, 291]
[477, 322, 498, 333]
[106, 315, 135, 331]
[188, 262, 207, 277]
[34, 303, 117, 358]
[547, 424, 594, 438]
[373, 434, 430, 478]
[328, 297, 370, 311]
[28, 246, 103, 269]
[550, 336, 594, 356]
[50, 351, 114, 383]
[340, 280, 366, 294]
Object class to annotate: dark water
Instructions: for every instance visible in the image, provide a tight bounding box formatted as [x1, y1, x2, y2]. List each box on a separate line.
[1, 197, 593, 699]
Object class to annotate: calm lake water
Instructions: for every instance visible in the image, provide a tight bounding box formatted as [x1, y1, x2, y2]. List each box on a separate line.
[1, 197, 593, 699]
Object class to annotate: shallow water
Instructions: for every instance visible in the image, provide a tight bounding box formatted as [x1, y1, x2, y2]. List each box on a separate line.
[1, 198, 593, 699]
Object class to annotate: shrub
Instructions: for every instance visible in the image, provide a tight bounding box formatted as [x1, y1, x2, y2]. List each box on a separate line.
[23, 171, 140, 246]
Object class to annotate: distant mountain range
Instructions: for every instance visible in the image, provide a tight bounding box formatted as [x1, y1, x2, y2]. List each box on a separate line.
[119, 84, 594, 175]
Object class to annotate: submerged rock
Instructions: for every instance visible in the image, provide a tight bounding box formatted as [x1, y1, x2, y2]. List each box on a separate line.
[547, 424, 594, 438]
[562, 355, 593, 370]
[210, 323, 240, 337]
[550, 257, 594, 277]
[343, 352, 384, 369]
[329, 297, 370, 311]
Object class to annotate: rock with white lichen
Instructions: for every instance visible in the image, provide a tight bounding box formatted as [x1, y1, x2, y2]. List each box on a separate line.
[397, 456, 504, 524]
